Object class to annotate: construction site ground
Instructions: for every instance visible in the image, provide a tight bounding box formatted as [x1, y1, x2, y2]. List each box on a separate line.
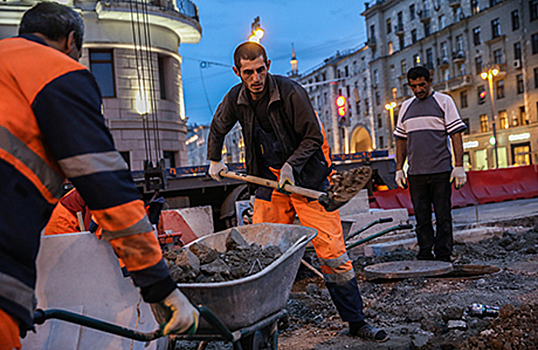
[175, 198, 538, 350]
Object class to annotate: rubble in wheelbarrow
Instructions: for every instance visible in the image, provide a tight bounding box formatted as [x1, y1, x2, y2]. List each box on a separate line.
[326, 166, 372, 202]
[164, 229, 282, 283]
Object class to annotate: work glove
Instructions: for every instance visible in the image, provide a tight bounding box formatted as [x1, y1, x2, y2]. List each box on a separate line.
[208, 160, 228, 181]
[395, 170, 407, 189]
[450, 166, 467, 189]
[278, 162, 295, 194]
[150, 288, 199, 336]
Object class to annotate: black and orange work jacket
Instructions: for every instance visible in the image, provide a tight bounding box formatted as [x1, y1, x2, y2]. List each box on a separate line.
[0, 35, 174, 330]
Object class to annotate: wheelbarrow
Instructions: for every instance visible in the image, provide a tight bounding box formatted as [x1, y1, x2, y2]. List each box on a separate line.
[31, 224, 316, 350]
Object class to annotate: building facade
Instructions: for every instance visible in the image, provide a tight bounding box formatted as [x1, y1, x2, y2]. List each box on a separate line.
[186, 123, 245, 166]
[362, 0, 538, 170]
[0, 0, 201, 171]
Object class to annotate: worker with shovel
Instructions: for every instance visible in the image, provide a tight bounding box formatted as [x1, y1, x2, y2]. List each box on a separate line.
[207, 42, 388, 342]
[0, 3, 197, 348]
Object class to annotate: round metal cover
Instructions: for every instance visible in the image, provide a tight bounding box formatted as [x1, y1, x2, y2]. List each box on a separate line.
[364, 260, 454, 280]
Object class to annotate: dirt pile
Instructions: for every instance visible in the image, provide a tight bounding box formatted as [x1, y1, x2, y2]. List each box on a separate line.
[326, 166, 372, 202]
[164, 229, 282, 283]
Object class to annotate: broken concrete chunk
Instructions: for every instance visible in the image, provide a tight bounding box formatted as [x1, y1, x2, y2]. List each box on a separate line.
[189, 242, 218, 264]
[200, 257, 231, 277]
[226, 229, 250, 251]
[175, 249, 200, 270]
[447, 320, 467, 330]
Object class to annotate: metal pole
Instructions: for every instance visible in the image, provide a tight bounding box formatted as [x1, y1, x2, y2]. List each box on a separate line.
[487, 75, 498, 169]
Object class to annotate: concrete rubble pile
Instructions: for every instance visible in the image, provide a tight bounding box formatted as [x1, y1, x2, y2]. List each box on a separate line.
[164, 229, 282, 283]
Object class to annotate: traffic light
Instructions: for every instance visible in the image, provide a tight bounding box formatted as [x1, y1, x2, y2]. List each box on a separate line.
[336, 95, 346, 118]
[478, 89, 487, 105]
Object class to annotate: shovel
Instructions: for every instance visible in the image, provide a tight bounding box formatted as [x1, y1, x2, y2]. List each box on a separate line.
[220, 168, 371, 212]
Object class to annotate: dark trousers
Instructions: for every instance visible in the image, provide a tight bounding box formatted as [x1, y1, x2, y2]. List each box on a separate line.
[408, 172, 453, 261]
[325, 277, 365, 323]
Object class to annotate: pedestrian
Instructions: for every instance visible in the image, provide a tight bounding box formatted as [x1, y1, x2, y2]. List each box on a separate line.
[394, 66, 467, 262]
[207, 41, 388, 342]
[0, 3, 197, 348]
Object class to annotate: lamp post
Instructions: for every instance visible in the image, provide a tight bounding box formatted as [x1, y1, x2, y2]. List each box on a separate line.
[385, 102, 396, 148]
[480, 67, 499, 169]
[248, 16, 264, 43]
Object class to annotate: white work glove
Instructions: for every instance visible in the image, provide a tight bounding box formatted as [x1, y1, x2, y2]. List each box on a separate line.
[150, 288, 199, 336]
[450, 166, 467, 189]
[208, 160, 227, 181]
[278, 162, 295, 190]
[395, 170, 407, 189]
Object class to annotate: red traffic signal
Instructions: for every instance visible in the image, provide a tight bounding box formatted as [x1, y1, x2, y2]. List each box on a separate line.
[336, 95, 346, 117]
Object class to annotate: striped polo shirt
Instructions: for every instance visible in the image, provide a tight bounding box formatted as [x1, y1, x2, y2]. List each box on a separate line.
[394, 91, 467, 175]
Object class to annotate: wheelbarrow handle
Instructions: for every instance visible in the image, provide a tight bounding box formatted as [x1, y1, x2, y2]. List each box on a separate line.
[33, 309, 162, 341]
[346, 217, 394, 241]
[346, 224, 414, 250]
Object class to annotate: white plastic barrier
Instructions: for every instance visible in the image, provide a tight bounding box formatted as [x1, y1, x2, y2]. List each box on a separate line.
[21, 232, 167, 350]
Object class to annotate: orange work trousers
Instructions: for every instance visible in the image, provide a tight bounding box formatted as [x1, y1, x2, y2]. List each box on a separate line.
[0, 308, 21, 350]
[253, 189, 355, 284]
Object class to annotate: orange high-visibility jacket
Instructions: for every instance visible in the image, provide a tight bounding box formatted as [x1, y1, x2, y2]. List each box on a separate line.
[0, 35, 173, 330]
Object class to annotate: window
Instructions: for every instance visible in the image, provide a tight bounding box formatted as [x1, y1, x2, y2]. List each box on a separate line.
[426, 48, 433, 69]
[514, 42, 521, 60]
[386, 18, 392, 34]
[531, 0, 538, 21]
[89, 49, 115, 98]
[499, 110, 508, 129]
[471, 0, 479, 15]
[158, 55, 170, 100]
[119, 151, 131, 170]
[364, 98, 369, 113]
[491, 18, 501, 39]
[439, 15, 445, 30]
[410, 4, 415, 20]
[475, 56, 483, 73]
[370, 25, 376, 39]
[374, 70, 379, 85]
[411, 29, 417, 44]
[424, 22, 431, 37]
[456, 35, 464, 52]
[397, 11, 403, 28]
[163, 151, 177, 169]
[460, 91, 468, 108]
[512, 10, 520, 31]
[496, 79, 505, 99]
[490, 0, 500, 6]
[535, 68, 538, 88]
[517, 74, 524, 94]
[399, 36, 405, 51]
[346, 85, 351, 98]
[512, 143, 531, 166]
[375, 91, 381, 105]
[480, 114, 489, 132]
[519, 106, 528, 125]
[377, 115, 383, 128]
[356, 101, 361, 115]
[401, 59, 407, 75]
[378, 136, 384, 149]
[478, 85, 486, 105]
[494, 49, 503, 64]
[473, 27, 481, 46]
[345, 66, 349, 77]
[532, 33, 538, 54]
[323, 92, 328, 104]
[455, 7, 463, 22]
[388, 42, 394, 55]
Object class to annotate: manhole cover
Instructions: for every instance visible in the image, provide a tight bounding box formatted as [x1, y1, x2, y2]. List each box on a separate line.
[364, 260, 453, 280]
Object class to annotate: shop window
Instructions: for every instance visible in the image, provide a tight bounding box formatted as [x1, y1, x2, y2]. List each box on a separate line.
[474, 149, 488, 170]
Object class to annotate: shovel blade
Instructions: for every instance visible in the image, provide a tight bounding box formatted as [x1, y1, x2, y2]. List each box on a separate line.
[318, 193, 349, 212]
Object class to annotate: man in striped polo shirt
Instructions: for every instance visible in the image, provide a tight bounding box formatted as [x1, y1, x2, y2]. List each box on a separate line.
[394, 66, 467, 262]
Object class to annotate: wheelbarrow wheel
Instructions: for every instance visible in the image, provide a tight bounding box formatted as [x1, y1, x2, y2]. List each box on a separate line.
[239, 321, 278, 350]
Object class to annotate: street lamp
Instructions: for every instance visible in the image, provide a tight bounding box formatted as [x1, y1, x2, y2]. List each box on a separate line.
[248, 16, 264, 43]
[480, 67, 500, 169]
[385, 102, 397, 148]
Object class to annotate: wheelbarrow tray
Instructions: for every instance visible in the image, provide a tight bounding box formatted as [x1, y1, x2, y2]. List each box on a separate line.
[177, 223, 317, 331]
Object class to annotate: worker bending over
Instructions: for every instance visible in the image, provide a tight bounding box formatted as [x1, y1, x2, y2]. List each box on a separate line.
[208, 42, 388, 342]
[0, 3, 197, 348]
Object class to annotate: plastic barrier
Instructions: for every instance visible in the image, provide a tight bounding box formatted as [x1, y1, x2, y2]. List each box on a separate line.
[467, 165, 538, 204]
[372, 188, 414, 215]
[451, 182, 479, 208]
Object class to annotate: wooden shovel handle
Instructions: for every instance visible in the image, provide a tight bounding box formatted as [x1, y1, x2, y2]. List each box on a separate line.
[221, 171, 325, 200]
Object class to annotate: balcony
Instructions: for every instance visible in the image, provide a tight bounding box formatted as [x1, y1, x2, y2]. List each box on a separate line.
[96, 0, 201, 44]
[367, 37, 377, 48]
[448, 0, 461, 8]
[437, 56, 450, 68]
[418, 10, 431, 23]
[394, 23, 404, 36]
[452, 51, 465, 63]
[433, 74, 472, 92]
